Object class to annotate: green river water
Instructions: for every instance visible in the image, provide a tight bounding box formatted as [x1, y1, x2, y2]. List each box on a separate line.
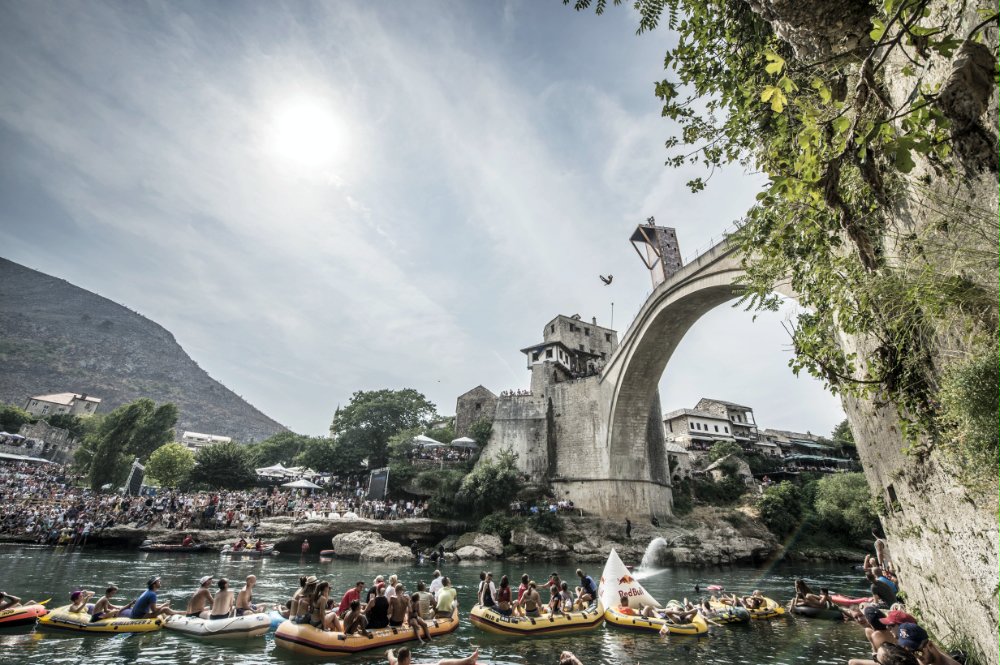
[0, 544, 871, 665]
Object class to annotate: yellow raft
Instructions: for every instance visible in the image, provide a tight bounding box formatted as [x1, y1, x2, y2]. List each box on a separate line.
[274, 607, 459, 656]
[604, 605, 709, 635]
[469, 602, 605, 636]
[38, 605, 163, 633]
[745, 596, 785, 620]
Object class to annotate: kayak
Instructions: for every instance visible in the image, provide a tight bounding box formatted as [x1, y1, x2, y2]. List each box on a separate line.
[275, 607, 459, 656]
[470, 602, 605, 636]
[139, 543, 211, 553]
[0, 603, 48, 628]
[604, 605, 708, 635]
[319, 549, 336, 557]
[704, 601, 751, 624]
[831, 594, 870, 607]
[165, 612, 270, 638]
[38, 605, 163, 633]
[789, 603, 845, 620]
[220, 545, 277, 557]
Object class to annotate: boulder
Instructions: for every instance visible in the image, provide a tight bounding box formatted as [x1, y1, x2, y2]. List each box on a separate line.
[454, 532, 503, 557]
[332, 531, 392, 558]
[360, 539, 414, 562]
[510, 528, 569, 556]
[454, 545, 491, 560]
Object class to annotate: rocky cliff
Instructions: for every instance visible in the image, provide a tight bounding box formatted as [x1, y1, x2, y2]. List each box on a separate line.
[0, 257, 287, 442]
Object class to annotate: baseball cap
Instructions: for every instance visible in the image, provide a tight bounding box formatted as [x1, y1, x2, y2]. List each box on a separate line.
[884, 609, 917, 626]
[863, 606, 887, 630]
[199, 576, 213, 586]
[897, 623, 928, 650]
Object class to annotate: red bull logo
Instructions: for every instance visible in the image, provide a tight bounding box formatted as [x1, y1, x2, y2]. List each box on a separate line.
[618, 575, 635, 584]
[619, 588, 644, 598]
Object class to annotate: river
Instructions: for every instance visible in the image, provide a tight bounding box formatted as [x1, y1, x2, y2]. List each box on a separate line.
[0, 544, 870, 664]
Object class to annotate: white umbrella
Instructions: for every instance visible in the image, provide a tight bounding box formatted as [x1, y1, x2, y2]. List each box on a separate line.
[412, 434, 443, 447]
[450, 437, 479, 449]
[281, 479, 322, 489]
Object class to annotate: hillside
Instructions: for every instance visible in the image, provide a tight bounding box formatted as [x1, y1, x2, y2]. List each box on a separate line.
[0, 257, 287, 442]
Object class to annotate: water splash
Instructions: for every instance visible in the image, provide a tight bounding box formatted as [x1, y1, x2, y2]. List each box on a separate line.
[639, 536, 669, 570]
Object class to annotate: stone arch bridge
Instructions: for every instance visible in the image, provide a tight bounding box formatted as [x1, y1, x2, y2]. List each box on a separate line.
[483, 237, 793, 520]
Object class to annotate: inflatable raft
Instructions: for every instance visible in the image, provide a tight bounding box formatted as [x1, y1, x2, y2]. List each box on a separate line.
[704, 601, 751, 624]
[745, 596, 786, 620]
[275, 607, 459, 656]
[470, 602, 605, 636]
[139, 542, 211, 553]
[0, 603, 48, 628]
[789, 603, 845, 620]
[831, 594, 870, 607]
[165, 612, 271, 638]
[596, 549, 709, 636]
[220, 545, 277, 557]
[38, 605, 163, 633]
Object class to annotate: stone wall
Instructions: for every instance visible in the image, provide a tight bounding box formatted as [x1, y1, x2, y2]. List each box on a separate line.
[454, 385, 497, 438]
[483, 394, 549, 476]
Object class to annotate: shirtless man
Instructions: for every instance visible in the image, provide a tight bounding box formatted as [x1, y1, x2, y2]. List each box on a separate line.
[342, 599, 371, 637]
[210, 578, 235, 620]
[388, 584, 408, 627]
[186, 576, 214, 618]
[0, 592, 27, 611]
[862, 606, 897, 652]
[236, 575, 265, 615]
[69, 589, 95, 613]
[386, 646, 478, 665]
[91, 584, 129, 622]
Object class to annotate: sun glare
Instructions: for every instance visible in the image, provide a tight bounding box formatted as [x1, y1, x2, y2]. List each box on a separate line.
[270, 97, 346, 172]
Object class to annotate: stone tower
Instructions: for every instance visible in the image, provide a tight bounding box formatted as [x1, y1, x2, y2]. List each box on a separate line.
[629, 218, 683, 288]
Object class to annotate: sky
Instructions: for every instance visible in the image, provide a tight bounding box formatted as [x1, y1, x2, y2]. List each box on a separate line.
[0, 0, 844, 438]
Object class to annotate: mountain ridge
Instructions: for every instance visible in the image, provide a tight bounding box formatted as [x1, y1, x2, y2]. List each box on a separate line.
[0, 256, 288, 442]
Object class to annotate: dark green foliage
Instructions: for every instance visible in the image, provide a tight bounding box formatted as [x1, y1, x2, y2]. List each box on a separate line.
[831, 419, 856, 448]
[294, 437, 341, 473]
[42, 413, 87, 440]
[528, 509, 564, 534]
[813, 473, 879, 543]
[478, 512, 526, 544]
[145, 442, 196, 488]
[330, 389, 436, 468]
[188, 442, 256, 489]
[706, 440, 744, 464]
[0, 404, 34, 434]
[468, 419, 493, 448]
[413, 469, 467, 518]
[455, 447, 522, 517]
[757, 481, 804, 539]
[746, 453, 784, 475]
[671, 478, 693, 515]
[691, 474, 745, 505]
[248, 432, 312, 467]
[386, 460, 419, 499]
[80, 398, 178, 490]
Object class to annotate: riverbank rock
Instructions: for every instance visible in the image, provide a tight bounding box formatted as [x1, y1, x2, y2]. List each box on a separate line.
[332, 531, 389, 558]
[359, 539, 413, 562]
[510, 528, 569, 557]
[454, 532, 503, 557]
[454, 545, 490, 560]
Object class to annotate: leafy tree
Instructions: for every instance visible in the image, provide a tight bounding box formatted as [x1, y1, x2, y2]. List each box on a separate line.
[188, 442, 256, 489]
[831, 419, 855, 448]
[707, 440, 743, 464]
[814, 473, 879, 543]
[248, 432, 312, 467]
[43, 413, 88, 440]
[413, 468, 466, 518]
[294, 437, 340, 473]
[469, 419, 493, 448]
[83, 398, 178, 490]
[145, 442, 196, 488]
[935, 350, 999, 492]
[757, 481, 804, 539]
[0, 404, 34, 434]
[456, 447, 522, 517]
[330, 389, 436, 468]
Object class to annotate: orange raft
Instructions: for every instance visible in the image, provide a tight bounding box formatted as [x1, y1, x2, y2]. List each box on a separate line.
[0, 603, 48, 628]
[274, 607, 459, 656]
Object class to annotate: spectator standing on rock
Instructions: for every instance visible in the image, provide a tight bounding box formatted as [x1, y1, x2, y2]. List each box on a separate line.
[625, 518, 632, 539]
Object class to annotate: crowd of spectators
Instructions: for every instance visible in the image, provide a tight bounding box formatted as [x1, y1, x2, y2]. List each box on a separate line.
[408, 446, 474, 464]
[500, 389, 531, 397]
[509, 498, 580, 516]
[0, 460, 432, 546]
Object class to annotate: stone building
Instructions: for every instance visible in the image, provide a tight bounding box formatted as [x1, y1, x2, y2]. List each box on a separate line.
[16, 420, 78, 463]
[703, 454, 753, 484]
[454, 385, 498, 438]
[24, 392, 101, 417]
[694, 398, 758, 448]
[664, 442, 692, 482]
[178, 431, 232, 451]
[630, 221, 684, 287]
[663, 407, 736, 453]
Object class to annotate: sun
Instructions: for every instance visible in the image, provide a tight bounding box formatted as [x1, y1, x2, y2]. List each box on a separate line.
[269, 97, 346, 171]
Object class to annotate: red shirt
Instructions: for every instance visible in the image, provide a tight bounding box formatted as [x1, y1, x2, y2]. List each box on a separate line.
[498, 586, 511, 603]
[338, 587, 360, 613]
[516, 584, 528, 603]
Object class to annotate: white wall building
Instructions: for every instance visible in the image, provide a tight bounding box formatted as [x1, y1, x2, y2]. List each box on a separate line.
[24, 392, 102, 417]
[663, 408, 736, 453]
[179, 431, 232, 451]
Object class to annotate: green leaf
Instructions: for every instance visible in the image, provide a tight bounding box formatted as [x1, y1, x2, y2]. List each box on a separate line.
[870, 17, 886, 41]
[832, 116, 851, 135]
[760, 85, 787, 113]
[895, 145, 916, 173]
[764, 49, 785, 75]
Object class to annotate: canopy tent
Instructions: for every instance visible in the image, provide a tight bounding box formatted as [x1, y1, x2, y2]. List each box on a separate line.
[281, 478, 322, 489]
[599, 548, 662, 611]
[0, 451, 52, 464]
[286, 466, 317, 477]
[412, 434, 444, 447]
[256, 463, 294, 477]
[450, 437, 478, 449]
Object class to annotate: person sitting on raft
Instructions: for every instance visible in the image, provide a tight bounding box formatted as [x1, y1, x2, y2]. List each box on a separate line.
[338, 580, 366, 615]
[495, 576, 513, 617]
[236, 574, 266, 616]
[388, 583, 409, 626]
[575, 568, 597, 609]
[408, 592, 432, 643]
[185, 576, 214, 618]
[743, 590, 766, 610]
[434, 578, 457, 618]
[69, 589, 95, 613]
[849, 642, 920, 665]
[342, 599, 371, 637]
[209, 578, 234, 620]
[122, 576, 182, 618]
[0, 591, 35, 611]
[517, 581, 541, 617]
[365, 584, 390, 629]
[896, 623, 963, 665]
[181, 534, 194, 547]
[793, 579, 835, 608]
[292, 576, 316, 622]
[91, 584, 130, 622]
[617, 595, 637, 615]
[253, 538, 264, 551]
[386, 646, 479, 665]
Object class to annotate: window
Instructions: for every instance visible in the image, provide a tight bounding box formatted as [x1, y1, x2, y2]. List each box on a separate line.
[550, 325, 555, 333]
[532, 351, 540, 361]
[584, 328, 590, 336]
[667, 422, 673, 432]
[579, 344, 584, 351]
[714, 425, 719, 432]
[605, 333, 611, 342]
[475, 403, 482, 410]
[546, 349, 553, 359]
[569, 324, 577, 332]
[724, 426, 729, 433]
[600, 352, 606, 359]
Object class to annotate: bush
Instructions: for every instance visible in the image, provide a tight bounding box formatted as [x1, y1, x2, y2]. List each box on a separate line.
[691, 475, 745, 505]
[478, 512, 526, 544]
[672, 478, 693, 515]
[757, 481, 805, 539]
[936, 348, 999, 492]
[455, 447, 522, 517]
[813, 473, 879, 542]
[413, 469, 467, 518]
[707, 441, 744, 464]
[528, 510, 563, 534]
